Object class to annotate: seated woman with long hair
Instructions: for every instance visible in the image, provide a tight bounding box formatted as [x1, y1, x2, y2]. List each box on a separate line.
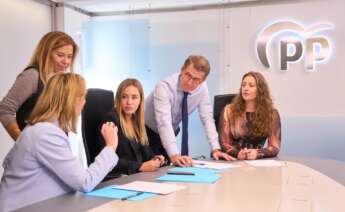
[0, 73, 119, 211]
[100, 78, 165, 176]
[219, 71, 281, 160]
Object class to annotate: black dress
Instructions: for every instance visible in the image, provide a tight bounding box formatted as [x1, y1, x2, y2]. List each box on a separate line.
[99, 110, 154, 175]
[16, 66, 44, 130]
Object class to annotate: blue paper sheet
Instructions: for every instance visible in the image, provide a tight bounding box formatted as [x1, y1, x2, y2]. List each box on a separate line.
[85, 185, 157, 201]
[157, 173, 220, 184]
[169, 167, 222, 175]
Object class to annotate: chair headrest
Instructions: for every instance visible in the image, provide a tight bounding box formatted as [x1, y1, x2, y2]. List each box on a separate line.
[213, 94, 236, 131]
[83, 88, 114, 120]
[81, 88, 114, 165]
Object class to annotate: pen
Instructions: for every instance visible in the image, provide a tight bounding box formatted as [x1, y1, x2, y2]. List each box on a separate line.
[121, 191, 144, 201]
[166, 171, 195, 175]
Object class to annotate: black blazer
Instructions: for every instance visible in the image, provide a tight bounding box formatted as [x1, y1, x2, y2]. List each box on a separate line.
[99, 110, 154, 175]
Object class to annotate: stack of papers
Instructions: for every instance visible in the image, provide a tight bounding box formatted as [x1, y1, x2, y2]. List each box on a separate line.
[192, 160, 241, 170]
[114, 181, 186, 195]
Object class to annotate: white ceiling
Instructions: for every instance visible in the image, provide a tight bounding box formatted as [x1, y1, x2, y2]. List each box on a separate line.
[52, 0, 262, 13]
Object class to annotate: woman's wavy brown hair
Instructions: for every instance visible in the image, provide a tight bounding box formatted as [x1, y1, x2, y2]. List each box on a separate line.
[229, 71, 274, 137]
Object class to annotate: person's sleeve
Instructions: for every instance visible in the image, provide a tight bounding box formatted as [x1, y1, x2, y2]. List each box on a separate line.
[153, 82, 179, 156]
[97, 111, 120, 150]
[99, 111, 120, 131]
[0, 69, 38, 127]
[218, 106, 239, 157]
[34, 127, 118, 192]
[258, 109, 281, 158]
[141, 144, 154, 162]
[99, 111, 144, 175]
[197, 85, 221, 151]
[111, 157, 142, 175]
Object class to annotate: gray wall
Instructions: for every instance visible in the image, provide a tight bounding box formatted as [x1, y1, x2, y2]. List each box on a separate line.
[1, 0, 344, 179]
[0, 0, 51, 176]
[77, 0, 345, 161]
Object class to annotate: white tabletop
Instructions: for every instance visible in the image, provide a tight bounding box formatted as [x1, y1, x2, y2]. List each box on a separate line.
[88, 160, 345, 212]
[14, 157, 345, 212]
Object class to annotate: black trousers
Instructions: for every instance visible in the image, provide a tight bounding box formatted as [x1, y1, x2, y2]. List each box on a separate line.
[145, 126, 180, 165]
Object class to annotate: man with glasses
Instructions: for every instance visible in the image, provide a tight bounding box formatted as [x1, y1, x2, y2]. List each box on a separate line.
[145, 55, 235, 167]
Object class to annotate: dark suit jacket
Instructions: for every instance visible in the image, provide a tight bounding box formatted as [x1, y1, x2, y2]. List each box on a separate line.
[99, 109, 154, 175]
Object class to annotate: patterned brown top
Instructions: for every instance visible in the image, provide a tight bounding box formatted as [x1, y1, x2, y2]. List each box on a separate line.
[219, 105, 281, 158]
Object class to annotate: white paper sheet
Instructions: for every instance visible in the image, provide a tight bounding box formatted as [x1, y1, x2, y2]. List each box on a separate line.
[245, 159, 286, 167]
[113, 181, 186, 195]
[192, 160, 241, 170]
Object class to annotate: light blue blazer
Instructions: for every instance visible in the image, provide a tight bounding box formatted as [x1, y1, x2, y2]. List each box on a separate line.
[0, 121, 118, 211]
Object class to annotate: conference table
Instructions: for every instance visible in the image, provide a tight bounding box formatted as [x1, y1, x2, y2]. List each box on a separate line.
[14, 157, 345, 212]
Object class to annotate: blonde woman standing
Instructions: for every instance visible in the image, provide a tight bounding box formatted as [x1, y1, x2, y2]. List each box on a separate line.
[0, 31, 78, 140]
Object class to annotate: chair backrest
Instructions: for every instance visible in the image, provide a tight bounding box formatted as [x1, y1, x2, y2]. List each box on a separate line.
[81, 88, 114, 165]
[213, 94, 236, 131]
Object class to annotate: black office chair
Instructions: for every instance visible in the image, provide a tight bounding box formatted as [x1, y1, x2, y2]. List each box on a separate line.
[213, 94, 236, 131]
[81, 88, 117, 179]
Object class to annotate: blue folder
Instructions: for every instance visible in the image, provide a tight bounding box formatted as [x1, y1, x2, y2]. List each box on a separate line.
[85, 185, 157, 201]
[156, 167, 221, 183]
[169, 167, 222, 175]
[157, 173, 220, 183]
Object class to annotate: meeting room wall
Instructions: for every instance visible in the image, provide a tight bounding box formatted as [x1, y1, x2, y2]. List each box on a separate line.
[80, 9, 223, 158]
[68, 0, 345, 161]
[221, 0, 345, 162]
[0, 0, 51, 176]
[54, 6, 91, 169]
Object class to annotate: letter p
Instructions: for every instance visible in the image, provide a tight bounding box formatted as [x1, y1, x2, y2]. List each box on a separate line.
[280, 40, 303, 70]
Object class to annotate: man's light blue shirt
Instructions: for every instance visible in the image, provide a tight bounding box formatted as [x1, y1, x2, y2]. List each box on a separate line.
[145, 73, 220, 156]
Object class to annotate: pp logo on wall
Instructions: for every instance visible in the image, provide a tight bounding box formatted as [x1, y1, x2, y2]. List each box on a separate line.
[256, 20, 333, 71]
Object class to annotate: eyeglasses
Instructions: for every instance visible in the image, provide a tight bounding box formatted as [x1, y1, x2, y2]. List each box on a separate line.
[183, 72, 203, 85]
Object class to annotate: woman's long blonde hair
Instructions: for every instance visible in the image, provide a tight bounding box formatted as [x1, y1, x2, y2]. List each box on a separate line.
[28, 31, 78, 84]
[229, 71, 274, 137]
[115, 79, 148, 145]
[27, 73, 86, 133]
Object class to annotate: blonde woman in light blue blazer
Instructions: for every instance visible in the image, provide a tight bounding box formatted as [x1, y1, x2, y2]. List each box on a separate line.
[0, 73, 119, 211]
